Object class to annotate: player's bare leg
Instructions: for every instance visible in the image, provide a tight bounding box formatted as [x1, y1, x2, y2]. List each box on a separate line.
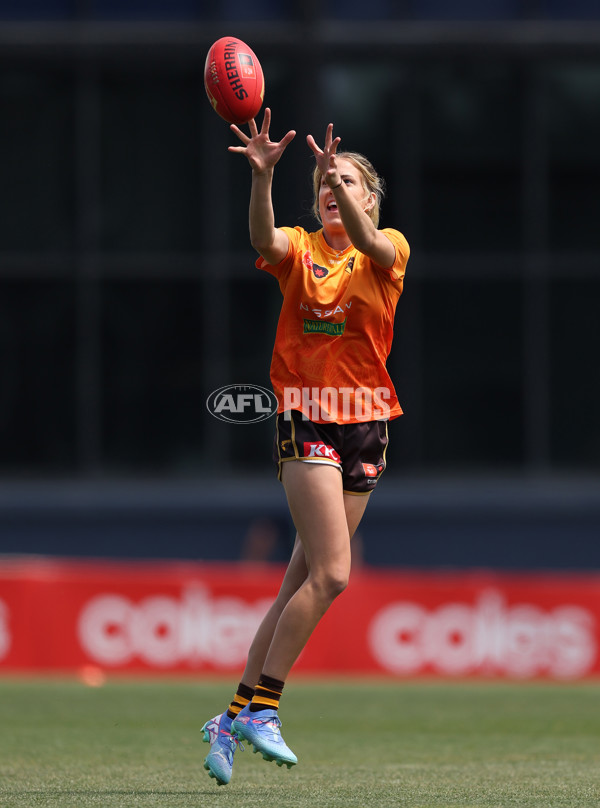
[239, 474, 367, 686]
[260, 461, 370, 681]
[238, 536, 308, 687]
[210, 461, 369, 778]
[231, 462, 369, 767]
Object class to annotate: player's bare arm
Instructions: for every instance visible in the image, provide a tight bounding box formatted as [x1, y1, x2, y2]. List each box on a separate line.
[229, 108, 296, 265]
[307, 124, 396, 268]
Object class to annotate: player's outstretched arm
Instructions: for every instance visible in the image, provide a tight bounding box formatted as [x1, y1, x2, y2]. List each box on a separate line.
[307, 123, 395, 268]
[229, 108, 295, 265]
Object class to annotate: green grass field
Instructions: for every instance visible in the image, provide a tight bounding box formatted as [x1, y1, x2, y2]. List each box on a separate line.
[0, 677, 599, 808]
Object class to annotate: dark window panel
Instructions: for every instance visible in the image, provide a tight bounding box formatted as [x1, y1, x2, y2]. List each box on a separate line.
[228, 276, 279, 387]
[320, 64, 406, 185]
[89, 0, 203, 18]
[421, 280, 524, 468]
[226, 276, 281, 472]
[410, 0, 520, 20]
[421, 62, 521, 164]
[550, 279, 600, 468]
[210, 0, 295, 20]
[0, 1, 75, 19]
[326, 0, 408, 20]
[386, 275, 423, 469]
[88, 0, 294, 20]
[547, 65, 600, 251]
[0, 69, 76, 251]
[548, 172, 600, 251]
[422, 167, 522, 252]
[99, 70, 203, 252]
[421, 62, 522, 252]
[0, 281, 77, 472]
[539, 0, 600, 20]
[101, 280, 206, 472]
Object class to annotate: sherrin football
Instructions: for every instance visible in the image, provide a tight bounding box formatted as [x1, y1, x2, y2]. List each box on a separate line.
[204, 37, 265, 125]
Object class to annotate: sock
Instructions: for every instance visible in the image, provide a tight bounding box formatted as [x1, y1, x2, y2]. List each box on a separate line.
[249, 674, 285, 713]
[226, 682, 255, 721]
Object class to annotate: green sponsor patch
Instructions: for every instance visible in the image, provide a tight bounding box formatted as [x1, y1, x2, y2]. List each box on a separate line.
[303, 318, 346, 336]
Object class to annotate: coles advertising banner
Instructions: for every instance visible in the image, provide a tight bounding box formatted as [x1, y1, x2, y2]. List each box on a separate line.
[0, 557, 599, 679]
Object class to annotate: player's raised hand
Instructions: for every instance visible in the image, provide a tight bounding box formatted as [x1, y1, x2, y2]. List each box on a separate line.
[306, 123, 342, 187]
[229, 108, 296, 173]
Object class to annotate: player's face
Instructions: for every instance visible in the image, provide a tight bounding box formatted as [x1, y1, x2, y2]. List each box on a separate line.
[319, 158, 373, 228]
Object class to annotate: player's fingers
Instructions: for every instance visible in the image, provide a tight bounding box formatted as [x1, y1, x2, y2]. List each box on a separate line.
[324, 123, 334, 150]
[280, 130, 297, 148]
[260, 107, 271, 135]
[230, 124, 250, 144]
[248, 117, 260, 138]
[306, 134, 323, 155]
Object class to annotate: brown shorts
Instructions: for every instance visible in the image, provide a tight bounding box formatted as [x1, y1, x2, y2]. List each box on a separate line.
[273, 409, 389, 495]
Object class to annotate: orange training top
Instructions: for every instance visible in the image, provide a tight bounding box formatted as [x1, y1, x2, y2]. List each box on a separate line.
[257, 226, 410, 424]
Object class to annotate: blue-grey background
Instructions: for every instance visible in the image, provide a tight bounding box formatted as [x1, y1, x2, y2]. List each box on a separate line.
[1, 1, 599, 569]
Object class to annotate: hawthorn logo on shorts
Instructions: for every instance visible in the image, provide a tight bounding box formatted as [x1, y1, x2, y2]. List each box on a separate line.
[304, 442, 341, 463]
[206, 384, 278, 424]
[302, 250, 329, 279]
[362, 462, 385, 480]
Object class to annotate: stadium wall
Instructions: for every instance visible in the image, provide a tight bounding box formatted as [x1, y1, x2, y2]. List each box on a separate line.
[1, 477, 599, 569]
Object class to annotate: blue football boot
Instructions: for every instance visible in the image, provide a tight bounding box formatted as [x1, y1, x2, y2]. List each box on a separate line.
[201, 711, 242, 785]
[232, 704, 297, 769]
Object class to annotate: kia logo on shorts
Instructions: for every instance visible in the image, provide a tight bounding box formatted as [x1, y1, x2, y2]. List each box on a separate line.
[206, 384, 278, 424]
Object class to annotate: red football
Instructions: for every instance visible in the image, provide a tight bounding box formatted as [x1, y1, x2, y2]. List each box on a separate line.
[204, 37, 265, 125]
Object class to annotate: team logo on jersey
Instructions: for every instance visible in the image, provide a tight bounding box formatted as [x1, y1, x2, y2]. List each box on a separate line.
[300, 301, 352, 319]
[345, 257, 355, 275]
[302, 250, 329, 279]
[303, 318, 346, 336]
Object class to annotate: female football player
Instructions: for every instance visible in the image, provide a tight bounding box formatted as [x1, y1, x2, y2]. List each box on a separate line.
[202, 108, 409, 785]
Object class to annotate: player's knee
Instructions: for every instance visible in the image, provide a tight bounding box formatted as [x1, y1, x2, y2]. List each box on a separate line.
[316, 567, 350, 602]
[329, 572, 349, 600]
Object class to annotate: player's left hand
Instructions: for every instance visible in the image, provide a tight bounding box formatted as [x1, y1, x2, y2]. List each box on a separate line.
[307, 124, 342, 189]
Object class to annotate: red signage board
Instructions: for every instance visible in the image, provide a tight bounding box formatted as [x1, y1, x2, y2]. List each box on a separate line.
[0, 558, 598, 679]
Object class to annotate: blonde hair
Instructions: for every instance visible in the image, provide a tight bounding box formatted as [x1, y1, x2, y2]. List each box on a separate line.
[311, 151, 385, 228]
